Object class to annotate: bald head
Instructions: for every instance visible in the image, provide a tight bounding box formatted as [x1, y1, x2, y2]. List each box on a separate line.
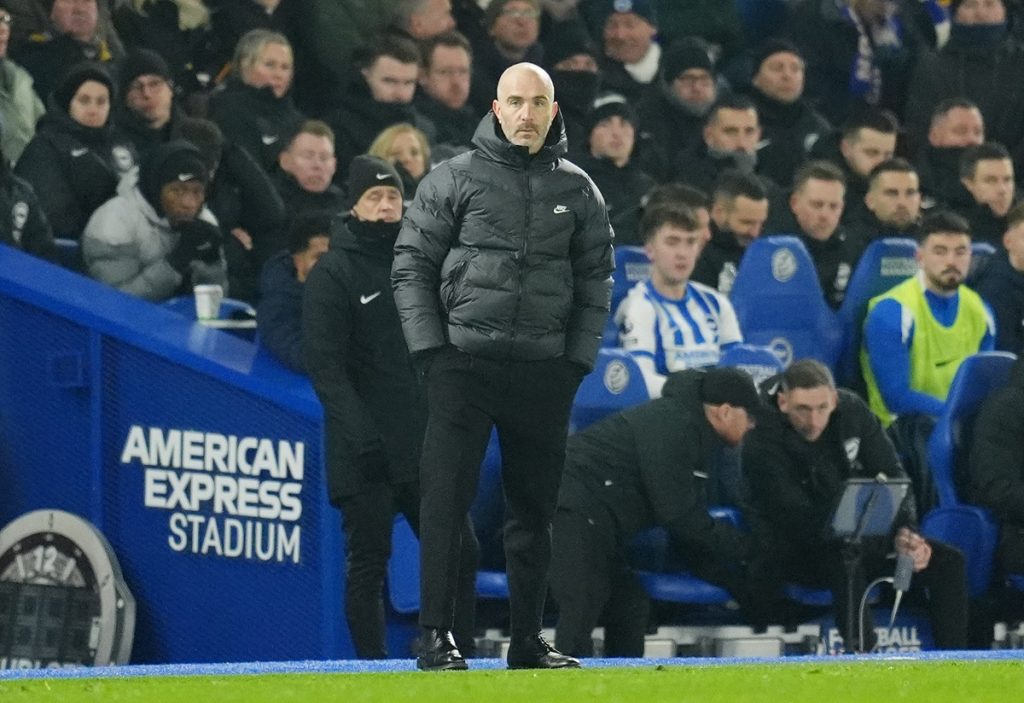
[493, 62, 558, 154]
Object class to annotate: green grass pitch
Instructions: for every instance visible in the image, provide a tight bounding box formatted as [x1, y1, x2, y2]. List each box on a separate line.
[1, 660, 1021, 702]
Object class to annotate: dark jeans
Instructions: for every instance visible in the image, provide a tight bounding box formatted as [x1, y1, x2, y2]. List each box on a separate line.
[551, 507, 650, 658]
[751, 535, 968, 651]
[418, 349, 582, 640]
[338, 479, 478, 658]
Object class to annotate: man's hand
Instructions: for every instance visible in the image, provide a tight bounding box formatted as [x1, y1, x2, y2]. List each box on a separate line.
[895, 527, 932, 572]
[231, 227, 253, 251]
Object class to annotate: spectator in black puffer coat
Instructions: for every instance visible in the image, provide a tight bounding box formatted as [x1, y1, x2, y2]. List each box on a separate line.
[207, 28, 304, 176]
[14, 62, 136, 239]
[0, 140, 54, 262]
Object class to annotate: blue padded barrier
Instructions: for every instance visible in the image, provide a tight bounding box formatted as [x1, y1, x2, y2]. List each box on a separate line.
[0, 245, 347, 663]
[729, 236, 842, 370]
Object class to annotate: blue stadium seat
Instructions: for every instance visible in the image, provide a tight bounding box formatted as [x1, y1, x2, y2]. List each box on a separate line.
[920, 351, 1018, 598]
[969, 241, 997, 279]
[718, 343, 784, 386]
[632, 508, 742, 606]
[729, 235, 842, 370]
[388, 515, 421, 615]
[835, 238, 917, 388]
[603, 245, 651, 346]
[569, 348, 649, 433]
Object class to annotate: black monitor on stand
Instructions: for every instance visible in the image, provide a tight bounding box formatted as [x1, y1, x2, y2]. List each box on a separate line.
[828, 476, 911, 653]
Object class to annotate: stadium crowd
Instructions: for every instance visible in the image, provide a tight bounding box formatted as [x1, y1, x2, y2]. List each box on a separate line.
[3, 0, 1024, 661]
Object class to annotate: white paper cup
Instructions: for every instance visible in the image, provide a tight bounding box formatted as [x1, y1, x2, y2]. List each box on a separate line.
[193, 284, 224, 320]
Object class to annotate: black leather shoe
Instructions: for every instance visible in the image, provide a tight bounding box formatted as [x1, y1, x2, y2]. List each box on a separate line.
[417, 628, 468, 671]
[507, 633, 580, 669]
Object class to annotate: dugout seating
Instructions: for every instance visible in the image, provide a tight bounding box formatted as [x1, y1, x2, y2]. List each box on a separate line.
[569, 347, 649, 433]
[631, 508, 742, 606]
[834, 238, 917, 390]
[729, 235, 842, 371]
[603, 245, 651, 346]
[969, 241, 997, 280]
[718, 343, 784, 386]
[920, 351, 1018, 599]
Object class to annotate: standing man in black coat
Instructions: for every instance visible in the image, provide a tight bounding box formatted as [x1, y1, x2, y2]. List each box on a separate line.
[742, 359, 968, 652]
[551, 367, 763, 658]
[303, 155, 478, 661]
[392, 62, 614, 671]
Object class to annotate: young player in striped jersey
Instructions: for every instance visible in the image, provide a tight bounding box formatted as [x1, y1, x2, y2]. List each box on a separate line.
[615, 203, 743, 397]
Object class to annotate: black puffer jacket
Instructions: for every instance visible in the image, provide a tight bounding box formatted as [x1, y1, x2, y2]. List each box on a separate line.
[392, 111, 614, 369]
[15, 104, 136, 239]
[303, 215, 423, 502]
[208, 78, 305, 175]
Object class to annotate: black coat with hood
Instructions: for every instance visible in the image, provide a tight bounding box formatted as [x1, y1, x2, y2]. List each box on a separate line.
[15, 94, 136, 239]
[303, 214, 423, 502]
[392, 110, 614, 369]
[208, 77, 305, 175]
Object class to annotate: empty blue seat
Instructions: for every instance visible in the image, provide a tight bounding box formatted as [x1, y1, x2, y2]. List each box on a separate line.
[969, 241, 997, 279]
[632, 508, 742, 606]
[835, 238, 917, 388]
[729, 236, 842, 370]
[920, 351, 1017, 598]
[569, 348, 649, 433]
[718, 343, 784, 386]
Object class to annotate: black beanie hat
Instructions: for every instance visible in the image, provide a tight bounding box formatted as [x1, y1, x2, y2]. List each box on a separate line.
[662, 37, 714, 82]
[544, 19, 598, 69]
[119, 48, 172, 98]
[603, 0, 656, 26]
[700, 367, 762, 416]
[345, 155, 405, 209]
[52, 62, 114, 115]
[140, 140, 208, 214]
[753, 38, 802, 74]
[585, 94, 637, 136]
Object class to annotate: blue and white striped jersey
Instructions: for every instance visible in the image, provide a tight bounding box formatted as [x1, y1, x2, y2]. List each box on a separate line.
[614, 280, 743, 397]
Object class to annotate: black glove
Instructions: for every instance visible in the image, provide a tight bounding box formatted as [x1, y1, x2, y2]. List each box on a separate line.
[176, 219, 223, 263]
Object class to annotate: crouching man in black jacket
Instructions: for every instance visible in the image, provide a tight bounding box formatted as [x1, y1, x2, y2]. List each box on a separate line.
[551, 367, 764, 658]
[742, 359, 967, 652]
[303, 155, 478, 660]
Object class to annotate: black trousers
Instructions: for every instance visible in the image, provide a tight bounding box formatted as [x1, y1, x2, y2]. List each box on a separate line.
[551, 507, 650, 658]
[418, 349, 582, 639]
[752, 535, 968, 651]
[338, 479, 478, 659]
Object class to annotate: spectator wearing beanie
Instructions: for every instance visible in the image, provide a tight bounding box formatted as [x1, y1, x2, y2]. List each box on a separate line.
[744, 38, 830, 187]
[544, 18, 600, 154]
[0, 2, 46, 165]
[15, 61, 136, 239]
[303, 154, 475, 662]
[573, 95, 654, 246]
[112, 0, 220, 99]
[13, 0, 123, 103]
[637, 36, 719, 181]
[467, 0, 544, 116]
[82, 139, 227, 301]
[581, 0, 660, 103]
[116, 47, 182, 157]
[173, 116, 287, 304]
